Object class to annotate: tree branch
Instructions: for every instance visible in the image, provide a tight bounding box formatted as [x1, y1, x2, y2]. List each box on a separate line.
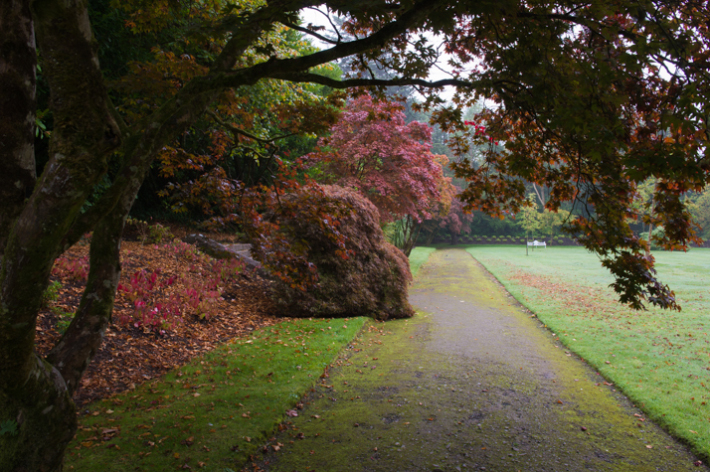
[515, 11, 638, 41]
[207, 110, 297, 144]
[208, 0, 449, 91]
[282, 21, 340, 44]
[532, 183, 545, 207]
[272, 72, 475, 90]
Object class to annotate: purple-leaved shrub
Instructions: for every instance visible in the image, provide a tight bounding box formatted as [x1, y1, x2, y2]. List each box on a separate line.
[262, 185, 414, 320]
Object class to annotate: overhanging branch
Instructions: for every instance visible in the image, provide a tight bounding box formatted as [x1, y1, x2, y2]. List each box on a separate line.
[282, 21, 340, 45]
[272, 72, 475, 90]
[206, 0, 448, 91]
[207, 110, 296, 144]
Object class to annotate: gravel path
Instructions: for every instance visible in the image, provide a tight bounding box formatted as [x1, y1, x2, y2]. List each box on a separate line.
[255, 248, 706, 471]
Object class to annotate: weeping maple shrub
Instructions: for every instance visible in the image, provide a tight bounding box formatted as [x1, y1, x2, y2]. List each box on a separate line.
[254, 185, 414, 320]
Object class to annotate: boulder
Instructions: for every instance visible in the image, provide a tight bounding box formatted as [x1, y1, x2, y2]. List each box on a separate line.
[183, 233, 235, 259]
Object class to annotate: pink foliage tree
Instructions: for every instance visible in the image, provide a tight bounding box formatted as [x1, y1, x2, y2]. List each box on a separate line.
[416, 186, 474, 245]
[437, 195, 474, 244]
[315, 95, 449, 225]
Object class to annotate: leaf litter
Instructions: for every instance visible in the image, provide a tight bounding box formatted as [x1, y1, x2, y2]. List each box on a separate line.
[35, 238, 279, 406]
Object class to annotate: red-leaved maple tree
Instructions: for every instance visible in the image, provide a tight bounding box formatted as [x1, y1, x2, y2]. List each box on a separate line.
[316, 95, 451, 224]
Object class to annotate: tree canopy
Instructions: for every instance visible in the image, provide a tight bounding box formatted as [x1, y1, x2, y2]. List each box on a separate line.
[1, 0, 709, 469]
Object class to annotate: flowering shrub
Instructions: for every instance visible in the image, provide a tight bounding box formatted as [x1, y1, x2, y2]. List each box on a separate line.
[182, 278, 221, 320]
[48, 239, 246, 334]
[112, 243, 246, 331]
[168, 240, 200, 261]
[210, 258, 243, 282]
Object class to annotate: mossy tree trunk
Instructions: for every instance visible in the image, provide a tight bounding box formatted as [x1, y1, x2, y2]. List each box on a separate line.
[0, 0, 120, 470]
[0, 0, 37, 255]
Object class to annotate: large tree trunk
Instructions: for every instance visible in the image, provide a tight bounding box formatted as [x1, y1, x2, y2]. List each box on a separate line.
[0, 357, 76, 472]
[0, 0, 37, 254]
[0, 0, 120, 469]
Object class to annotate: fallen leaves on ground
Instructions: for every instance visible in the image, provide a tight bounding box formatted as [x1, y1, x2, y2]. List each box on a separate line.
[35, 238, 279, 406]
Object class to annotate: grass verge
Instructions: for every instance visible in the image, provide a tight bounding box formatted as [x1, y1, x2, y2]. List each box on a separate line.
[466, 245, 710, 461]
[65, 317, 367, 472]
[409, 246, 436, 277]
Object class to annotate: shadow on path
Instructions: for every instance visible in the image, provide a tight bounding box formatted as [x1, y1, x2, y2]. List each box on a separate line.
[254, 249, 705, 471]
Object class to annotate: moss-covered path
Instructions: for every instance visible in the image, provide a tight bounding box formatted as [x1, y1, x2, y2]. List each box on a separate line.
[255, 249, 706, 471]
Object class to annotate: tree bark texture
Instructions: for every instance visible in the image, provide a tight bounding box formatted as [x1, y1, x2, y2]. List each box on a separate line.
[0, 0, 120, 470]
[46, 211, 124, 395]
[0, 0, 37, 254]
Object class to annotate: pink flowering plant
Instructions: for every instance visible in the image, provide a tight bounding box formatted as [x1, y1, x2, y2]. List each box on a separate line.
[117, 269, 180, 332]
[51, 255, 90, 281]
[48, 240, 246, 336]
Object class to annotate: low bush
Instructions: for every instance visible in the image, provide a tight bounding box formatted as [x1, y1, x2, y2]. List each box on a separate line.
[52, 255, 89, 281]
[123, 217, 174, 244]
[148, 222, 172, 243]
[117, 268, 181, 331]
[55, 309, 75, 334]
[115, 242, 246, 332]
[640, 226, 666, 250]
[41, 280, 62, 308]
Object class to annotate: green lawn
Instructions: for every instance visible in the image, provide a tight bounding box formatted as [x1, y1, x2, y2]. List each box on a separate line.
[409, 246, 436, 277]
[65, 318, 368, 471]
[467, 245, 710, 460]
